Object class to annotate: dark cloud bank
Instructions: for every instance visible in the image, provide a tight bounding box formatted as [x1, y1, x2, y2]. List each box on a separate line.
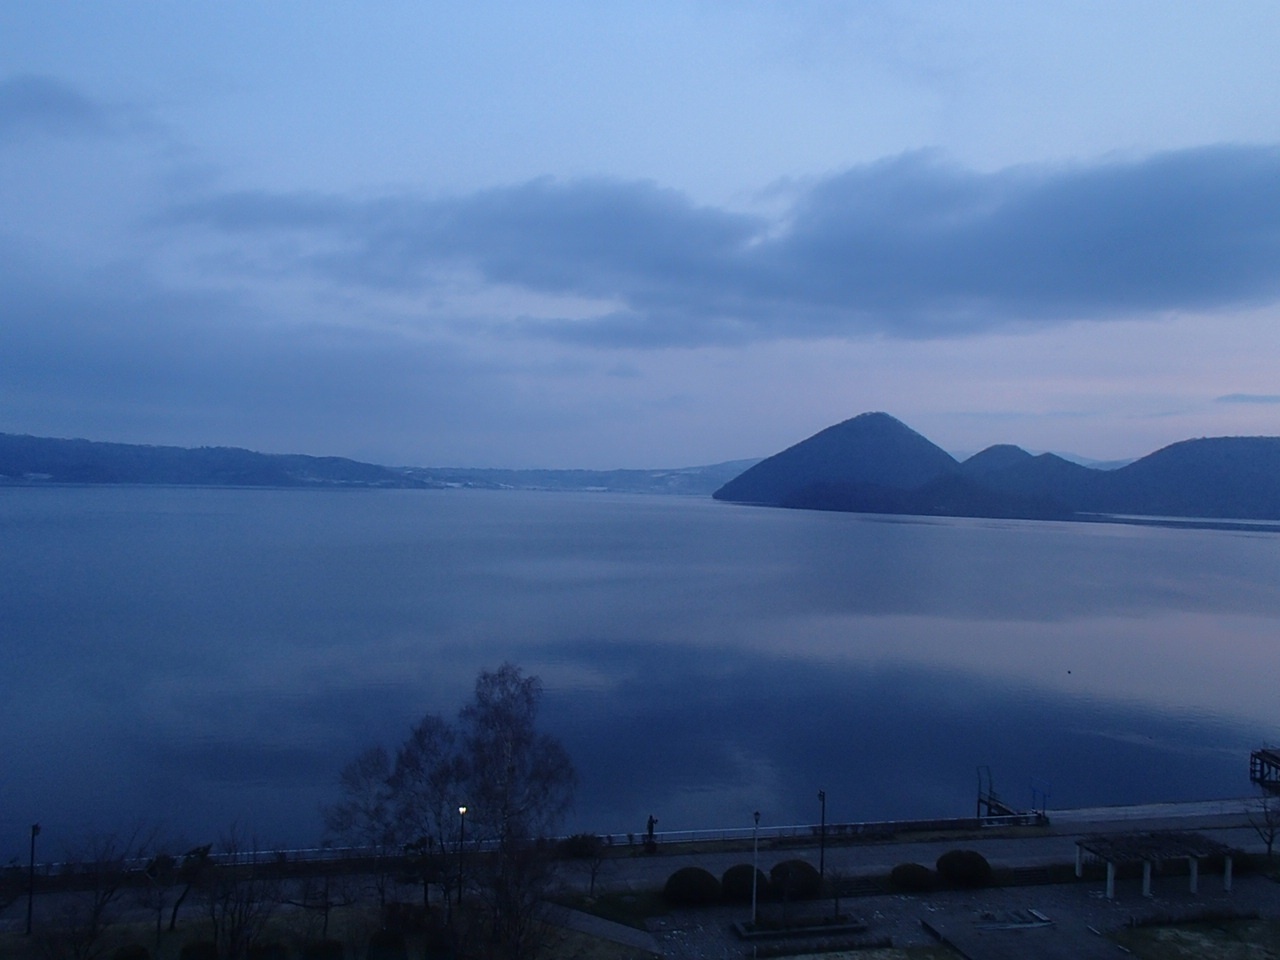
[172, 145, 1280, 346]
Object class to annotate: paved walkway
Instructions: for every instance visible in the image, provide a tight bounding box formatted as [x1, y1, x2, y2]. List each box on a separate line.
[549, 797, 1279, 958]
[541, 903, 663, 954]
[650, 876, 1280, 960]
[562, 797, 1270, 899]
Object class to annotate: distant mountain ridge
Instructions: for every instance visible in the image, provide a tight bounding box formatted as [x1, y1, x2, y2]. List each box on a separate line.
[0, 433, 425, 488]
[713, 412, 1280, 522]
[0, 432, 754, 496]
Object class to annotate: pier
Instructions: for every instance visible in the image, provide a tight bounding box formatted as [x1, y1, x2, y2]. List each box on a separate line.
[1250, 747, 1280, 794]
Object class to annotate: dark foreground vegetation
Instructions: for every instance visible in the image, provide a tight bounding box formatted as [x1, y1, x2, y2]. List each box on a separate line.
[10, 660, 1278, 959]
[1, 664, 579, 960]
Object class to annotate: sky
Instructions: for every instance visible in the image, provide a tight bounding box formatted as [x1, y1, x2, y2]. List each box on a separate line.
[3, 2, 1280, 469]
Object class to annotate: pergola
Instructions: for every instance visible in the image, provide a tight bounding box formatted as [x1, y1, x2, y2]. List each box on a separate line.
[1075, 831, 1234, 900]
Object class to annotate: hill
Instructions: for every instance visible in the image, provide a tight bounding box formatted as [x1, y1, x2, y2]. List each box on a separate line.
[714, 416, 1280, 522]
[0, 433, 426, 488]
[0, 433, 754, 496]
[713, 412, 959, 505]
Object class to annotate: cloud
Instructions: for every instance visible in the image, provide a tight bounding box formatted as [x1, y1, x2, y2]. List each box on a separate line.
[1216, 394, 1280, 405]
[773, 147, 1280, 327]
[0, 74, 112, 141]
[0, 241, 533, 462]
[167, 145, 1280, 347]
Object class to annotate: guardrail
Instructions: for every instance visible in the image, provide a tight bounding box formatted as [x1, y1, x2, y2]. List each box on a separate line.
[10, 811, 1052, 878]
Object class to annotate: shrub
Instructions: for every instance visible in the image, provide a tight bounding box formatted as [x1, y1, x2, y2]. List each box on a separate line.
[936, 849, 993, 888]
[112, 947, 150, 960]
[769, 859, 821, 900]
[367, 929, 408, 960]
[382, 901, 427, 935]
[302, 942, 345, 960]
[663, 866, 722, 906]
[180, 944, 218, 960]
[889, 862, 936, 892]
[248, 943, 288, 960]
[558, 833, 605, 859]
[721, 863, 769, 903]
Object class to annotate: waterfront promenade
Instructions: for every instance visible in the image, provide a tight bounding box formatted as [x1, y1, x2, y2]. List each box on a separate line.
[3, 797, 1275, 958]
[556, 796, 1279, 958]
[576, 796, 1270, 896]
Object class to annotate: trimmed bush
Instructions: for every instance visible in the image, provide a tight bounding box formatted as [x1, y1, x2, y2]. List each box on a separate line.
[721, 863, 769, 903]
[889, 862, 936, 892]
[936, 849, 993, 888]
[663, 866, 722, 906]
[180, 944, 218, 960]
[769, 859, 821, 900]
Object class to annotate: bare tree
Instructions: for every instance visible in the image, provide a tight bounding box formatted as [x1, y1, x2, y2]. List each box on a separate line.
[1249, 792, 1280, 864]
[324, 745, 399, 908]
[285, 865, 360, 944]
[129, 835, 211, 950]
[471, 842, 559, 960]
[203, 829, 280, 960]
[391, 713, 463, 908]
[460, 663, 576, 960]
[392, 713, 462, 844]
[460, 664, 575, 851]
[329, 663, 576, 960]
[166, 843, 213, 932]
[559, 834, 607, 898]
[137, 848, 178, 950]
[40, 828, 151, 960]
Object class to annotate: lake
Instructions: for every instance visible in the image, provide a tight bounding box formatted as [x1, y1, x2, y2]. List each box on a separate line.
[1, 486, 1277, 860]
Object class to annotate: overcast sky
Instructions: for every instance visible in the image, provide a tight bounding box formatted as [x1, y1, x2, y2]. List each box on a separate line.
[3, 2, 1280, 468]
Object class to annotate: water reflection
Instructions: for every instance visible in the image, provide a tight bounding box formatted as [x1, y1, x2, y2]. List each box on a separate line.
[0, 487, 1276, 858]
[543, 641, 1257, 837]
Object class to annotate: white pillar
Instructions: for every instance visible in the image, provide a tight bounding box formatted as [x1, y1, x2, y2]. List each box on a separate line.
[1189, 858, 1199, 894]
[1075, 845, 1084, 878]
[1106, 861, 1116, 900]
[1224, 856, 1233, 892]
[1142, 861, 1152, 898]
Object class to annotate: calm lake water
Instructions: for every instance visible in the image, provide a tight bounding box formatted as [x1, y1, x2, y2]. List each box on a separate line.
[2, 486, 1278, 859]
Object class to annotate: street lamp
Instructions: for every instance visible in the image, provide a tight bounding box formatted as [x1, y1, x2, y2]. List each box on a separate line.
[457, 806, 467, 908]
[26, 823, 40, 935]
[750, 811, 761, 927]
[817, 789, 827, 880]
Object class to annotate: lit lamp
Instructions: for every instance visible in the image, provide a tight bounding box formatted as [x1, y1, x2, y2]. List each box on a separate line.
[457, 805, 467, 907]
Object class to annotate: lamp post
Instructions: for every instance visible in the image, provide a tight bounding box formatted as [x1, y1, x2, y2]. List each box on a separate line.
[457, 806, 467, 909]
[26, 822, 40, 935]
[750, 810, 761, 928]
[817, 789, 827, 880]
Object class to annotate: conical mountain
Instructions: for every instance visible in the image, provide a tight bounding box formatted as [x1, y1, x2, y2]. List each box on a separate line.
[713, 412, 958, 505]
[959, 444, 1034, 477]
